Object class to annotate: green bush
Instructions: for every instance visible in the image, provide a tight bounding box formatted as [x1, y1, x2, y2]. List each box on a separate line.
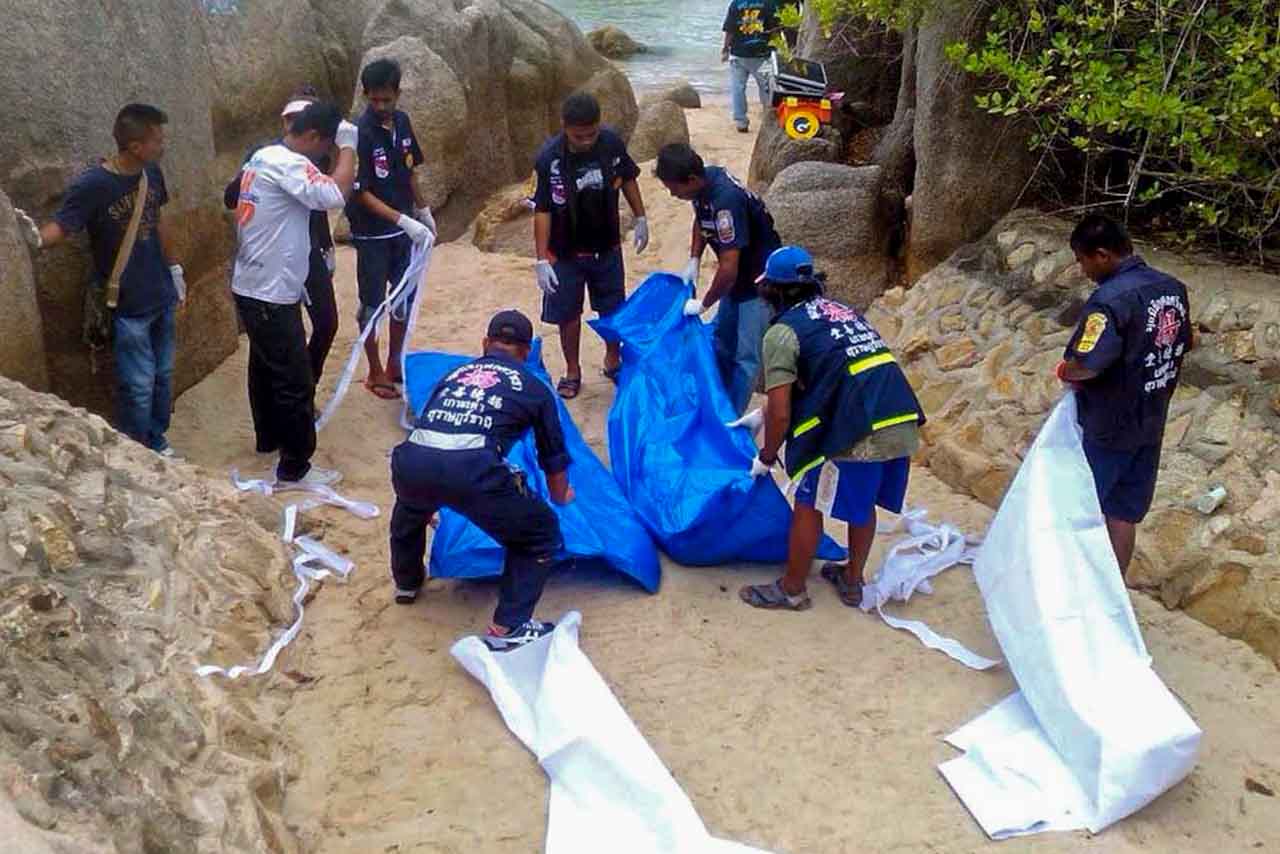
[804, 0, 1280, 260]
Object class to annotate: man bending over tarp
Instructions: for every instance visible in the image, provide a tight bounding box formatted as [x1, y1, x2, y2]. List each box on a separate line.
[738, 247, 926, 611]
[390, 310, 575, 651]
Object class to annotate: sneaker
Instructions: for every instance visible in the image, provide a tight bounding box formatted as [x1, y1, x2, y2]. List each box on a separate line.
[277, 466, 343, 488]
[394, 586, 420, 605]
[483, 620, 555, 652]
[736, 123, 750, 133]
[157, 446, 184, 462]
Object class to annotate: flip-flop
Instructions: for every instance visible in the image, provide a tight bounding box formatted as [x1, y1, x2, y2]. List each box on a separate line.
[739, 580, 812, 611]
[366, 379, 399, 400]
[820, 563, 864, 608]
[557, 376, 582, 399]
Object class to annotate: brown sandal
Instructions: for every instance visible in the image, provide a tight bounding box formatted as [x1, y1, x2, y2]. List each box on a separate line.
[820, 563, 864, 608]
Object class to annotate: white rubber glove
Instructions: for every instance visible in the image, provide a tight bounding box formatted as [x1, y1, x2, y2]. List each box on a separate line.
[14, 208, 41, 250]
[683, 298, 707, 317]
[680, 256, 700, 289]
[415, 205, 437, 236]
[726, 408, 764, 433]
[169, 264, 187, 302]
[324, 248, 336, 274]
[397, 214, 432, 245]
[535, 259, 559, 295]
[335, 120, 359, 151]
[632, 216, 649, 253]
[750, 455, 774, 478]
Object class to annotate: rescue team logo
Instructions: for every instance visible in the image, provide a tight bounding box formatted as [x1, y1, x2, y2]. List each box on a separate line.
[373, 146, 390, 180]
[816, 299, 858, 323]
[402, 137, 414, 168]
[1153, 306, 1182, 347]
[456, 367, 501, 390]
[235, 169, 257, 226]
[716, 210, 736, 243]
[1076, 311, 1107, 354]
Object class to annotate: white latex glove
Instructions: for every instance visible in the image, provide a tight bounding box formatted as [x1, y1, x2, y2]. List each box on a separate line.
[170, 264, 187, 302]
[632, 216, 649, 253]
[397, 214, 432, 245]
[726, 408, 764, 433]
[415, 205, 437, 236]
[535, 259, 559, 296]
[324, 247, 336, 274]
[14, 208, 41, 250]
[335, 120, 359, 151]
[680, 256, 700, 289]
[683, 298, 707, 317]
[750, 455, 773, 478]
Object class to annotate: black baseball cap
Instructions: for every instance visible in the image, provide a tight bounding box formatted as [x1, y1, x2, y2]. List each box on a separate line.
[486, 309, 533, 344]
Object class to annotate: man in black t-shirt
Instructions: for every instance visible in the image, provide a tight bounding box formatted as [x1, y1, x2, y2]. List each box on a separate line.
[15, 104, 186, 457]
[1057, 215, 1193, 577]
[722, 0, 781, 132]
[533, 93, 648, 400]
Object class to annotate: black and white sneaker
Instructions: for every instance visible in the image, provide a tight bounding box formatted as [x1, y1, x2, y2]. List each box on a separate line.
[483, 620, 554, 652]
[394, 587, 420, 605]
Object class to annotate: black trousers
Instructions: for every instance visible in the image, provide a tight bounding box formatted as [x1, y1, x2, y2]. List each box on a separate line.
[235, 294, 316, 480]
[390, 443, 562, 628]
[304, 248, 339, 383]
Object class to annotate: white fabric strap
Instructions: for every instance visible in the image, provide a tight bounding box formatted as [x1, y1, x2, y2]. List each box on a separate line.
[409, 428, 486, 451]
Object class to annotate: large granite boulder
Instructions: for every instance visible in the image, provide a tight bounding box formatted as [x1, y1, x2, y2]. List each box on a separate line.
[795, 4, 901, 126]
[0, 191, 47, 390]
[587, 24, 647, 58]
[748, 118, 844, 192]
[628, 99, 691, 163]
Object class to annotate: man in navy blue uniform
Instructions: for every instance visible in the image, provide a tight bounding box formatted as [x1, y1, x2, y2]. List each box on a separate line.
[389, 310, 576, 650]
[655, 142, 782, 415]
[347, 59, 436, 401]
[533, 92, 648, 400]
[1058, 215, 1193, 577]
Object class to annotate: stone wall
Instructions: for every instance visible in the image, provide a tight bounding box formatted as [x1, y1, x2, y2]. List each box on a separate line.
[867, 209, 1280, 666]
[0, 376, 302, 849]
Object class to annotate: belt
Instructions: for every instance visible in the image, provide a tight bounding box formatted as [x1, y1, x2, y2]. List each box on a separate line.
[409, 429, 487, 451]
[568, 247, 618, 259]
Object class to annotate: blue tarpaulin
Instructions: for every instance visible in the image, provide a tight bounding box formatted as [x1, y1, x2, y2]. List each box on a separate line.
[590, 273, 846, 565]
[403, 340, 661, 592]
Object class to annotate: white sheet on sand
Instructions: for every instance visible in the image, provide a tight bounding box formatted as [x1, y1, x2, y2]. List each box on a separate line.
[452, 612, 772, 854]
[939, 393, 1201, 838]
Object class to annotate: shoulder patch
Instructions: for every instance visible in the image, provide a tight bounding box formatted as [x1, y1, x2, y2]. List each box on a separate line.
[1076, 312, 1107, 354]
[716, 209, 736, 243]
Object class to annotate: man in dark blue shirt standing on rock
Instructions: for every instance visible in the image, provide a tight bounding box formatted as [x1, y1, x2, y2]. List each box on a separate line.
[1058, 215, 1193, 577]
[656, 142, 782, 415]
[389, 310, 575, 651]
[15, 104, 186, 458]
[533, 92, 648, 400]
[722, 0, 780, 132]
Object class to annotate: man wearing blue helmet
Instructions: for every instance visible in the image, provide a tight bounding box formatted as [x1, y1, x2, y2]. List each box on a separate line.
[736, 246, 926, 611]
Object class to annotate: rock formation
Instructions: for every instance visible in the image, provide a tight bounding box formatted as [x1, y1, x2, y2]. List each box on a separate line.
[0, 192, 47, 391]
[587, 24, 648, 58]
[629, 100, 691, 163]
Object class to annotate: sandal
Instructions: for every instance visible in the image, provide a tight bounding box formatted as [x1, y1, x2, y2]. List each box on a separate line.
[739, 580, 812, 611]
[366, 379, 399, 400]
[557, 375, 582, 399]
[820, 563, 864, 608]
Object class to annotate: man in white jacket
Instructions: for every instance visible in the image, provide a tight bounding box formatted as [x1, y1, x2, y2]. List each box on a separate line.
[230, 101, 358, 486]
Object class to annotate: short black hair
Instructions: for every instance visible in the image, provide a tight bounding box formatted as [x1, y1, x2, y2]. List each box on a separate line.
[654, 143, 706, 183]
[1070, 214, 1133, 256]
[561, 92, 601, 127]
[361, 59, 402, 93]
[289, 101, 343, 140]
[113, 103, 167, 152]
[291, 83, 319, 99]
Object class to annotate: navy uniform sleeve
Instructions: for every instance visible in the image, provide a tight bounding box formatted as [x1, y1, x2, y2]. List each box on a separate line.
[53, 168, 104, 234]
[352, 126, 375, 194]
[533, 149, 553, 213]
[713, 186, 751, 252]
[614, 137, 641, 183]
[1065, 299, 1123, 374]
[403, 113, 425, 168]
[531, 384, 570, 475]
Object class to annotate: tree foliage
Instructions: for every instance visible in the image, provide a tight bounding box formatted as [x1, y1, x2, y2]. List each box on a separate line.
[805, 0, 1280, 260]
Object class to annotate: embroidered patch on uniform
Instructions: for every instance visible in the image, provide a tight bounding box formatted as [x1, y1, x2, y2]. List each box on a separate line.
[1076, 312, 1107, 354]
[373, 147, 390, 180]
[716, 210, 736, 243]
[551, 177, 566, 206]
[1153, 306, 1181, 347]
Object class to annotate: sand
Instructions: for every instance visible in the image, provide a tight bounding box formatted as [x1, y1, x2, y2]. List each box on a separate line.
[169, 99, 1280, 853]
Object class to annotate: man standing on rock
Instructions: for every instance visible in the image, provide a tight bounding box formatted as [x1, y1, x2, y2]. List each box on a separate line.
[14, 104, 186, 458]
[722, 0, 780, 133]
[655, 142, 781, 414]
[224, 86, 339, 387]
[389, 309, 574, 651]
[533, 92, 648, 400]
[231, 102, 359, 487]
[736, 246, 925, 611]
[347, 59, 436, 402]
[1058, 215, 1193, 577]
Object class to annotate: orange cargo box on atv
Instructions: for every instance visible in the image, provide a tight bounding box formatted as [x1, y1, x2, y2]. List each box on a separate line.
[775, 96, 832, 140]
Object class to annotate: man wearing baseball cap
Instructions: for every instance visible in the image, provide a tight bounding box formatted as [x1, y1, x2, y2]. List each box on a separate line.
[388, 309, 576, 650]
[733, 246, 926, 612]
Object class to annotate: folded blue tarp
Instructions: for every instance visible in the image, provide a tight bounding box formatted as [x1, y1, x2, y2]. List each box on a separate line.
[403, 340, 661, 592]
[590, 273, 846, 565]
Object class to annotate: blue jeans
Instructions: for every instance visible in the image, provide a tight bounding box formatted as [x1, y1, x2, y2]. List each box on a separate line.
[713, 296, 771, 415]
[729, 55, 770, 127]
[113, 302, 176, 451]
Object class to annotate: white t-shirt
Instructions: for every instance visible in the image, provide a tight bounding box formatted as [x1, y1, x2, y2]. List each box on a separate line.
[231, 144, 345, 304]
